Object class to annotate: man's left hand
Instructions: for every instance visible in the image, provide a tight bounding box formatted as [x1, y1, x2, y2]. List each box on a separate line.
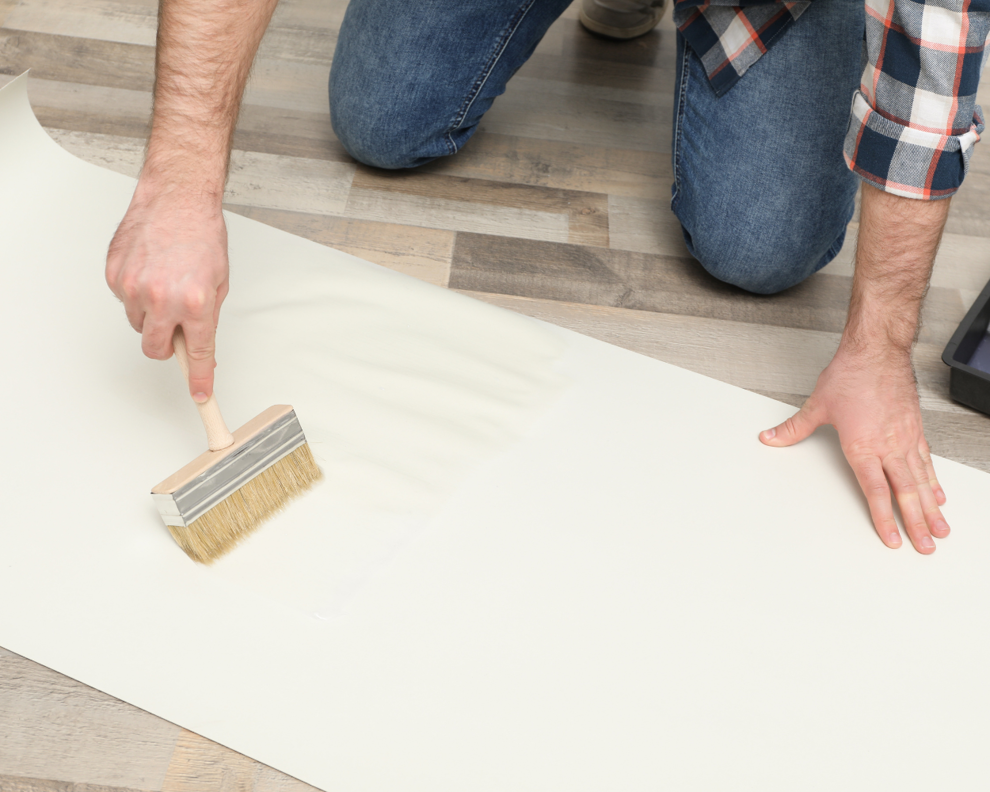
[760, 340, 948, 553]
[755, 182, 954, 553]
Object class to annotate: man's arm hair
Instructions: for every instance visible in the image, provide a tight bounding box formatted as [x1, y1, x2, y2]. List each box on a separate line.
[760, 184, 952, 553]
[843, 184, 948, 353]
[105, 0, 279, 402]
[143, 0, 280, 198]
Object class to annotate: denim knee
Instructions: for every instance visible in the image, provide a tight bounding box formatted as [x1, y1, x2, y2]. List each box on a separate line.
[330, 87, 449, 170]
[681, 212, 850, 296]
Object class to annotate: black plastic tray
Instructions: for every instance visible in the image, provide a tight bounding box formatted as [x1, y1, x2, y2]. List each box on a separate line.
[942, 276, 990, 416]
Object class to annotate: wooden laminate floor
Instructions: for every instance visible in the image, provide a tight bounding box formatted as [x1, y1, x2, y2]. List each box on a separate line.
[2, 0, 989, 788]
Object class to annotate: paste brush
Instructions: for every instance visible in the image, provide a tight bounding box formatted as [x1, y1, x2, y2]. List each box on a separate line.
[151, 328, 322, 563]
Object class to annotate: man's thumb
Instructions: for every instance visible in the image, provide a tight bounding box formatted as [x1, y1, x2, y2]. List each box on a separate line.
[760, 403, 822, 447]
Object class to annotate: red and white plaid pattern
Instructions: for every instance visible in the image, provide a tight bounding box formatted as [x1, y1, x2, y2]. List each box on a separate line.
[675, 0, 989, 199]
[674, 1, 810, 93]
[845, 0, 987, 198]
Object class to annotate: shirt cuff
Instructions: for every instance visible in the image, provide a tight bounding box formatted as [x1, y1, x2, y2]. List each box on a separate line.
[843, 90, 985, 201]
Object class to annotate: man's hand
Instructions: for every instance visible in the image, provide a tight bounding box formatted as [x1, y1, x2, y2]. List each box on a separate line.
[107, 184, 229, 401]
[759, 182, 952, 553]
[106, 0, 279, 398]
[760, 342, 948, 554]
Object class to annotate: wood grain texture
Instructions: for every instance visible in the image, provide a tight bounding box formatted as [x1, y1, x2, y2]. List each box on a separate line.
[607, 195, 689, 257]
[228, 205, 455, 286]
[0, 778, 150, 792]
[351, 169, 609, 246]
[4, 0, 158, 47]
[448, 232, 966, 345]
[0, 0, 18, 26]
[160, 731, 317, 792]
[0, 29, 155, 90]
[344, 186, 571, 243]
[46, 129, 356, 213]
[0, 648, 178, 790]
[419, 132, 668, 198]
[2, 0, 990, 787]
[478, 84, 668, 152]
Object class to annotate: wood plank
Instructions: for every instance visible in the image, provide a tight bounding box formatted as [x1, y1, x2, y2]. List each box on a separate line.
[233, 103, 348, 162]
[45, 129, 356, 214]
[419, 131, 667, 199]
[344, 187, 570, 243]
[15, 77, 349, 165]
[27, 78, 152, 138]
[0, 647, 178, 790]
[45, 128, 144, 176]
[516, 51, 667, 95]
[2, 0, 339, 64]
[3, 0, 158, 46]
[0, 29, 154, 91]
[449, 233, 966, 345]
[351, 169, 609, 247]
[159, 731, 261, 792]
[242, 59, 331, 115]
[228, 205, 455, 287]
[255, 25, 336, 66]
[0, 777, 150, 792]
[608, 194, 689, 257]
[160, 731, 317, 792]
[506, 72, 663, 107]
[0, 0, 20, 26]
[921, 409, 990, 475]
[225, 149, 354, 215]
[479, 86, 668, 153]
[270, 0, 348, 33]
[0, 30, 331, 118]
[25, 78, 666, 199]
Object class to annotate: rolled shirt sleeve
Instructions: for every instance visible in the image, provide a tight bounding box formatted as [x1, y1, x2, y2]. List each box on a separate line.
[844, 0, 990, 199]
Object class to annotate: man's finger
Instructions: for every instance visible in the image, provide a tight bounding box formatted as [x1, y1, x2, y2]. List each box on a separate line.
[181, 321, 217, 402]
[760, 402, 823, 447]
[918, 438, 946, 506]
[142, 319, 177, 361]
[214, 278, 229, 329]
[124, 305, 145, 334]
[849, 455, 901, 548]
[907, 451, 949, 539]
[883, 456, 936, 554]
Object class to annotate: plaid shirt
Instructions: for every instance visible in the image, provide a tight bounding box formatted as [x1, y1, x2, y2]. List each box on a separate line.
[674, 0, 989, 199]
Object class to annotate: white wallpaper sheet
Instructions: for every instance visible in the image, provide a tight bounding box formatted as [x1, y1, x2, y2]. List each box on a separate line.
[1, 74, 989, 790]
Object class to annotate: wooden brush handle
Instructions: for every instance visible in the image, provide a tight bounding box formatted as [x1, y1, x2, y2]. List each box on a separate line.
[172, 328, 235, 452]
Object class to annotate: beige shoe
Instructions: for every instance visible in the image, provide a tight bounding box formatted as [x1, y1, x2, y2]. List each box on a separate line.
[578, 0, 666, 39]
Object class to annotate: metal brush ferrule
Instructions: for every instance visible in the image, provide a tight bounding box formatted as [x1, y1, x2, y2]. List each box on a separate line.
[152, 410, 307, 528]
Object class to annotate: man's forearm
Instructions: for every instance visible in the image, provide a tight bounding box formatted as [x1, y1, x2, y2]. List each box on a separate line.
[842, 184, 950, 355]
[106, 0, 278, 399]
[761, 183, 953, 552]
[142, 0, 280, 198]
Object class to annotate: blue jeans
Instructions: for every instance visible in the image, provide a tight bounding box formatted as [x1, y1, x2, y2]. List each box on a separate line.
[329, 0, 863, 295]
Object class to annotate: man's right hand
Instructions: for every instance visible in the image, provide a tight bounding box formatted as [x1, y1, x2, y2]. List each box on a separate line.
[104, 0, 280, 400]
[106, 181, 229, 402]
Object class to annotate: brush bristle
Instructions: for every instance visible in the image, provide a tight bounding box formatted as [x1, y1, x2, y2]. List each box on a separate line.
[167, 443, 323, 564]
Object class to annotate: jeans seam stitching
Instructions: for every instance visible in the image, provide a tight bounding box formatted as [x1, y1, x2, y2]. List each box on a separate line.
[446, 0, 537, 149]
[671, 38, 692, 208]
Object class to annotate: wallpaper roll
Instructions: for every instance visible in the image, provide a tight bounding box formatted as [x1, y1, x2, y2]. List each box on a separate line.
[1, 73, 989, 790]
